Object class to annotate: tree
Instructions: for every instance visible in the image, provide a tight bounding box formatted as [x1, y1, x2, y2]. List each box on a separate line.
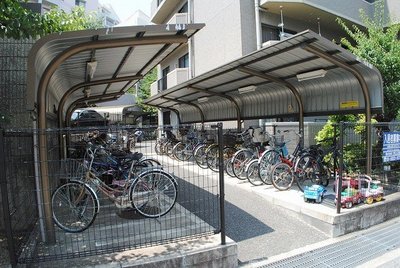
[336, 0, 400, 122]
[131, 69, 158, 115]
[0, 0, 102, 39]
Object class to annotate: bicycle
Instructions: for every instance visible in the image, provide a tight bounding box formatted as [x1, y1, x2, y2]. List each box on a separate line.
[270, 135, 333, 191]
[51, 144, 177, 233]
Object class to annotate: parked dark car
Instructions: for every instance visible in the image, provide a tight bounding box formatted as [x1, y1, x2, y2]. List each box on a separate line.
[71, 109, 109, 127]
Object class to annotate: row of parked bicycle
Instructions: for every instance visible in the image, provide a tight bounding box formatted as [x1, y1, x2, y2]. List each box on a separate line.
[53, 131, 178, 233]
[155, 127, 340, 192]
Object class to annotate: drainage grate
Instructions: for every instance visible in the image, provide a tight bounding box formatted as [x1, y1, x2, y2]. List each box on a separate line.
[260, 221, 400, 268]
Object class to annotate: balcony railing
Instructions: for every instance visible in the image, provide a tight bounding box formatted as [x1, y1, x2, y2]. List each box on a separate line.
[150, 68, 189, 96]
[167, 13, 188, 24]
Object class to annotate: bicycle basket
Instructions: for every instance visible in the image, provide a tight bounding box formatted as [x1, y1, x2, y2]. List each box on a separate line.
[223, 133, 237, 147]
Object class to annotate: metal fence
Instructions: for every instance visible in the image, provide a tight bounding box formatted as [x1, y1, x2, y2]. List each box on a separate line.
[0, 124, 225, 266]
[2, 121, 400, 266]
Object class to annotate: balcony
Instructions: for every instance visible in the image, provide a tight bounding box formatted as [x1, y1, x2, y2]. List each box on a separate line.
[150, 68, 189, 97]
[167, 13, 188, 24]
[151, 0, 184, 24]
[259, 0, 373, 27]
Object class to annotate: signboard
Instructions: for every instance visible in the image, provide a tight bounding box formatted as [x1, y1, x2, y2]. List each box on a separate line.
[340, 100, 359, 109]
[382, 131, 400, 162]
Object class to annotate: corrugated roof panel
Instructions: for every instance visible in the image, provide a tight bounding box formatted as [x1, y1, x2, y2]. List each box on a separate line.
[145, 30, 383, 123]
[27, 23, 205, 126]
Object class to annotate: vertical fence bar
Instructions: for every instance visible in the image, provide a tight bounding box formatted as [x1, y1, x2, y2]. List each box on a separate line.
[0, 129, 17, 267]
[217, 123, 226, 245]
[336, 122, 344, 214]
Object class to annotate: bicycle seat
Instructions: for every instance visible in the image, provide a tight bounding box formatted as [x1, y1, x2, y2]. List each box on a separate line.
[124, 152, 143, 161]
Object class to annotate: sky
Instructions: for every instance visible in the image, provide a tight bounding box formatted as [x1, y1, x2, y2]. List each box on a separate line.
[99, 0, 153, 21]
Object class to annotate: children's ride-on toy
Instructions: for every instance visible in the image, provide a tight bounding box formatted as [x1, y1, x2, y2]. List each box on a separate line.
[336, 187, 363, 208]
[360, 175, 384, 204]
[304, 185, 326, 203]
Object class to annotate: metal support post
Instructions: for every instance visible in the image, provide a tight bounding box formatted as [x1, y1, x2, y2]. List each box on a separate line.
[0, 129, 18, 267]
[217, 123, 226, 245]
[336, 122, 345, 214]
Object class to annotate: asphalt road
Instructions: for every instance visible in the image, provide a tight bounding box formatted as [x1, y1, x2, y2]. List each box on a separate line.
[223, 176, 329, 265]
[147, 140, 331, 266]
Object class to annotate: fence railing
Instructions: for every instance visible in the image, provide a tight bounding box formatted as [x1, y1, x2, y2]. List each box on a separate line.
[0, 124, 225, 266]
[2, 121, 400, 266]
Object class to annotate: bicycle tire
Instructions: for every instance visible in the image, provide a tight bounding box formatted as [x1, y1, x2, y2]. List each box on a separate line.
[130, 169, 177, 218]
[271, 162, 294, 191]
[246, 159, 263, 186]
[295, 154, 325, 192]
[258, 150, 280, 185]
[173, 142, 192, 161]
[194, 143, 208, 169]
[154, 141, 162, 155]
[52, 181, 99, 233]
[232, 149, 254, 180]
[225, 159, 235, 177]
[206, 145, 219, 172]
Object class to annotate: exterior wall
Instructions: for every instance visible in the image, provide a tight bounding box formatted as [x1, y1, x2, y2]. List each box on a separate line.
[192, 0, 244, 75]
[386, 0, 400, 23]
[159, 45, 189, 78]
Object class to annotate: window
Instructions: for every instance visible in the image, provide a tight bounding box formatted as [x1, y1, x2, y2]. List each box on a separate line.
[178, 53, 189, 68]
[159, 66, 170, 91]
[179, 2, 188, 13]
[261, 24, 279, 42]
[261, 24, 296, 42]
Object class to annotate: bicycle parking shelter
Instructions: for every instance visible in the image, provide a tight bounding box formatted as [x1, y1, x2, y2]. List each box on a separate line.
[27, 26, 383, 245]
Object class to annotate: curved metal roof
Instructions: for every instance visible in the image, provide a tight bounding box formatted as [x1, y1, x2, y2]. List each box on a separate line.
[27, 23, 204, 127]
[144, 30, 383, 124]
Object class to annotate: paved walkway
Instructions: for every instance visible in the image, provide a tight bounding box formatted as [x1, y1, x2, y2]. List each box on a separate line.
[242, 216, 400, 268]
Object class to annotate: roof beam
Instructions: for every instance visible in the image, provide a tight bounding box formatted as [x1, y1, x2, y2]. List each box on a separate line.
[161, 96, 205, 123]
[189, 86, 242, 130]
[57, 75, 142, 128]
[303, 44, 373, 174]
[237, 66, 305, 141]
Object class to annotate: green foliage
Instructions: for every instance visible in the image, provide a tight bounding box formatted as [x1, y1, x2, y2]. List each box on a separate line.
[0, 0, 102, 39]
[315, 115, 377, 173]
[133, 69, 158, 115]
[336, 0, 400, 121]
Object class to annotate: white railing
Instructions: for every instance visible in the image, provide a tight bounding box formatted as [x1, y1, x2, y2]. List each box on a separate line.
[167, 68, 189, 88]
[167, 13, 188, 25]
[150, 81, 159, 96]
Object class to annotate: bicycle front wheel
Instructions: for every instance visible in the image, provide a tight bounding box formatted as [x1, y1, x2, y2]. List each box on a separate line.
[271, 163, 294, 191]
[259, 150, 280, 185]
[52, 181, 99, 233]
[232, 149, 254, 180]
[130, 170, 177, 218]
[295, 154, 324, 192]
[246, 159, 263, 186]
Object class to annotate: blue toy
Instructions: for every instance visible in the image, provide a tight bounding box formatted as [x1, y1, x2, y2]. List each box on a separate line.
[304, 185, 326, 203]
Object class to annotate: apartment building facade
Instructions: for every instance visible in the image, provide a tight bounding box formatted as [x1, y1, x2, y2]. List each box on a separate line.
[149, 0, 400, 126]
[25, 0, 120, 27]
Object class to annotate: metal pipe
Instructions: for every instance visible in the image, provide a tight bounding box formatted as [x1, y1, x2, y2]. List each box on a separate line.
[336, 122, 344, 214]
[254, 0, 262, 50]
[303, 44, 372, 174]
[217, 122, 226, 245]
[32, 120, 46, 242]
[237, 66, 305, 145]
